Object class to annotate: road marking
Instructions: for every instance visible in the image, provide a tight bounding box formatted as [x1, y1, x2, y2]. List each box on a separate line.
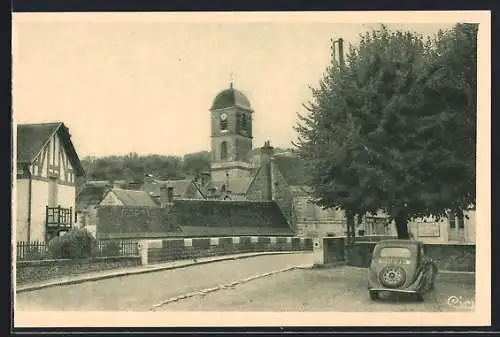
[149, 264, 312, 311]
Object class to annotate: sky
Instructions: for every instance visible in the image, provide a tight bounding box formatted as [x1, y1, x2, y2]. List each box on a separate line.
[12, 13, 456, 158]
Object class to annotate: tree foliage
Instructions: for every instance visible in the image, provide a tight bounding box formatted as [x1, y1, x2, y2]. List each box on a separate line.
[78, 146, 292, 194]
[81, 153, 194, 183]
[182, 151, 212, 176]
[294, 24, 477, 238]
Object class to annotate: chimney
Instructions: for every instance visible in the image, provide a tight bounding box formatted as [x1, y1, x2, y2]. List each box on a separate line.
[159, 185, 174, 207]
[338, 38, 344, 66]
[260, 140, 274, 201]
[260, 140, 274, 164]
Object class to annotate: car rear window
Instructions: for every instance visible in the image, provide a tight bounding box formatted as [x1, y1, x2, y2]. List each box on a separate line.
[379, 247, 412, 258]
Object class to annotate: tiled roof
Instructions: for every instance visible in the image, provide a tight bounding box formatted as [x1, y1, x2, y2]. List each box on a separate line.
[170, 180, 197, 197]
[76, 185, 109, 211]
[209, 177, 252, 195]
[272, 153, 309, 186]
[289, 185, 311, 197]
[17, 122, 61, 163]
[87, 180, 127, 187]
[16, 122, 85, 176]
[142, 179, 204, 198]
[178, 226, 293, 237]
[111, 188, 158, 207]
[142, 181, 167, 197]
[98, 226, 293, 240]
[173, 199, 293, 235]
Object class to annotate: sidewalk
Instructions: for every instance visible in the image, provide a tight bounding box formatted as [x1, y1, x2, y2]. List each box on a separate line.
[16, 251, 309, 294]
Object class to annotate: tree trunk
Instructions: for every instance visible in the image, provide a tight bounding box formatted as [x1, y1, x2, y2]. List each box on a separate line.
[394, 212, 410, 239]
[345, 210, 355, 261]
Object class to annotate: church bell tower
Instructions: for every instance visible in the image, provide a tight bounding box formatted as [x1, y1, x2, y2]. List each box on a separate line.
[209, 82, 254, 182]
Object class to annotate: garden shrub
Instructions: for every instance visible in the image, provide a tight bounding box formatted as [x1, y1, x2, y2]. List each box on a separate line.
[47, 228, 97, 259]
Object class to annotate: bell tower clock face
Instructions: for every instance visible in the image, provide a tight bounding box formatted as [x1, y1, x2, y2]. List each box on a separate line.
[219, 112, 228, 132]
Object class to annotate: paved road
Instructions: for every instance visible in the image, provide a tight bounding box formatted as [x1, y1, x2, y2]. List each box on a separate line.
[16, 253, 315, 311]
[157, 267, 475, 312]
[16, 252, 474, 312]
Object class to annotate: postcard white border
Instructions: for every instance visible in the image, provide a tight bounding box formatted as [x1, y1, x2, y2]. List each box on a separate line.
[12, 10, 491, 327]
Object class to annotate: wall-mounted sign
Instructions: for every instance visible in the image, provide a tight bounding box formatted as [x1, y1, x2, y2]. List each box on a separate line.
[365, 217, 389, 235]
[417, 221, 440, 237]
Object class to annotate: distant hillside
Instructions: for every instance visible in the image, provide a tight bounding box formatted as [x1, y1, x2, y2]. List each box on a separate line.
[78, 147, 293, 191]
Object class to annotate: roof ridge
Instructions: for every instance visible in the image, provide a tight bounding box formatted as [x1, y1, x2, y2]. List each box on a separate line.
[113, 188, 147, 194]
[17, 121, 63, 127]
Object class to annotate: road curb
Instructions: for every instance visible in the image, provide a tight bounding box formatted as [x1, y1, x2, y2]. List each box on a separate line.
[16, 251, 308, 294]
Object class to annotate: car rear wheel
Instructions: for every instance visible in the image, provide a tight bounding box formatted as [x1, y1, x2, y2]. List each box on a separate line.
[379, 266, 406, 288]
[369, 291, 379, 301]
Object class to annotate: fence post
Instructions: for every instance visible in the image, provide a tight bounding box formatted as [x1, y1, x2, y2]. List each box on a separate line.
[138, 240, 149, 265]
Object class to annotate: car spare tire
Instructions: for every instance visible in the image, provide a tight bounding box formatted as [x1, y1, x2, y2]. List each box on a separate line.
[379, 265, 406, 288]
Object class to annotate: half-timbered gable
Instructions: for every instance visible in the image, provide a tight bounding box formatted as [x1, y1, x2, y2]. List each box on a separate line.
[16, 122, 85, 242]
[18, 122, 84, 185]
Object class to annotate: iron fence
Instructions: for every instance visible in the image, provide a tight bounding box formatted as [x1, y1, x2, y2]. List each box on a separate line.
[16, 241, 47, 261]
[94, 240, 140, 257]
[16, 239, 140, 261]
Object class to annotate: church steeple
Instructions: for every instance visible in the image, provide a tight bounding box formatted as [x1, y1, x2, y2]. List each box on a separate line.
[209, 80, 254, 182]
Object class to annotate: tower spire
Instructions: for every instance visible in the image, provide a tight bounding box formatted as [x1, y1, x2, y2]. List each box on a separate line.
[229, 71, 234, 89]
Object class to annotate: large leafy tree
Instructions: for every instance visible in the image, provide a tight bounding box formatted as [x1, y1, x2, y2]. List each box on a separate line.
[295, 24, 477, 239]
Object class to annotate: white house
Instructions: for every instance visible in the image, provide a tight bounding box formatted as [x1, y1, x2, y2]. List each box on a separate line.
[16, 122, 85, 242]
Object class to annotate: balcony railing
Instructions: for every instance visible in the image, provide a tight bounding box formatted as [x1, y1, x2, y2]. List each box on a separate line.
[46, 205, 73, 241]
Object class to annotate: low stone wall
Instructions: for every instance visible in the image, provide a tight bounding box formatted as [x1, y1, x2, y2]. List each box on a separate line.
[356, 235, 398, 242]
[322, 238, 475, 272]
[142, 236, 314, 265]
[16, 256, 141, 285]
[322, 237, 345, 264]
[424, 243, 475, 272]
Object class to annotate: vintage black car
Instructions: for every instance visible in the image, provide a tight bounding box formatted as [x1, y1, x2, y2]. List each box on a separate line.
[367, 239, 438, 301]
